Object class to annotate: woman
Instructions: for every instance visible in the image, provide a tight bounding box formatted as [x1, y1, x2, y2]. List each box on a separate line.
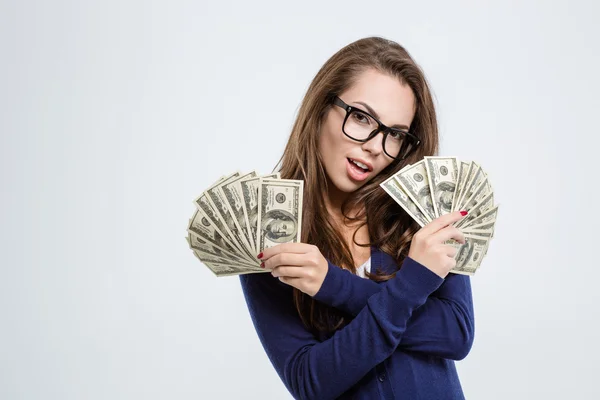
[239, 36, 474, 400]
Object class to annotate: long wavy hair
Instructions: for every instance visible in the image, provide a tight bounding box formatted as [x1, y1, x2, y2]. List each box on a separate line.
[275, 36, 439, 336]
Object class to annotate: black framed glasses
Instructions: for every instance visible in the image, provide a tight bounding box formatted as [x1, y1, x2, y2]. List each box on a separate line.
[332, 96, 421, 160]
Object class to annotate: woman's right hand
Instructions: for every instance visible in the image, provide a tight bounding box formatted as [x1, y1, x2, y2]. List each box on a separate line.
[407, 210, 468, 279]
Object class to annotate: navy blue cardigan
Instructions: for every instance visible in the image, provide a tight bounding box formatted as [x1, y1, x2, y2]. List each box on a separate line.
[239, 246, 474, 400]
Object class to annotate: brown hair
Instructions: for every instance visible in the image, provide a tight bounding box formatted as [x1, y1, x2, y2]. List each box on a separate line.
[275, 36, 439, 336]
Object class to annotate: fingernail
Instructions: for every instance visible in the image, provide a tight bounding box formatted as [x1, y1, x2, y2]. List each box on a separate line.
[257, 252, 263, 259]
[260, 262, 265, 268]
[460, 210, 468, 216]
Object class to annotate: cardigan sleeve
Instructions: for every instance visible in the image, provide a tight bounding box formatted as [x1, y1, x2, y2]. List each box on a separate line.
[313, 261, 475, 360]
[239, 256, 444, 400]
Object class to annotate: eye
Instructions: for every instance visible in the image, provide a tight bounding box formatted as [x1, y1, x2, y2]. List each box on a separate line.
[388, 130, 406, 140]
[352, 111, 370, 124]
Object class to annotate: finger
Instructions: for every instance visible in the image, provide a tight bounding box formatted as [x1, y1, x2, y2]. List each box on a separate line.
[258, 242, 313, 260]
[271, 265, 305, 278]
[420, 210, 468, 237]
[445, 245, 458, 258]
[430, 225, 466, 244]
[263, 253, 307, 269]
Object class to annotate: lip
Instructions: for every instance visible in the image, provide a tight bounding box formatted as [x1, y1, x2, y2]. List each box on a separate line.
[347, 157, 373, 172]
[346, 158, 372, 182]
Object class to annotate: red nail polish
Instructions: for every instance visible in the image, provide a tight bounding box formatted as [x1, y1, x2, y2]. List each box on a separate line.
[260, 262, 265, 268]
[460, 210, 468, 216]
[257, 252, 263, 259]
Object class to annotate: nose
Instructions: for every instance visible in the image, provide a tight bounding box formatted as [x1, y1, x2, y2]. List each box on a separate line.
[361, 130, 384, 156]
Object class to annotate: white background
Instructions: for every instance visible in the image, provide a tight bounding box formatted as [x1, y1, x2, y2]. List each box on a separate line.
[1, 1, 598, 399]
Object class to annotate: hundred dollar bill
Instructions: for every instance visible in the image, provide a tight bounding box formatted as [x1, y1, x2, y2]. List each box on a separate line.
[217, 170, 258, 254]
[240, 173, 280, 252]
[454, 162, 476, 211]
[381, 174, 429, 227]
[460, 229, 493, 238]
[424, 156, 460, 218]
[451, 161, 471, 213]
[461, 204, 499, 229]
[187, 209, 241, 258]
[455, 163, 484, 212]
[190, 247, 263, 271]
[377, 157, 497, 274]
[462, 175, 492, 205]
[201, 260, 268, 277]
[205, 177, 258, 262]
[460, 171, 492, 210]
[454, 176, 493, 226]
[465, 221, 496, 238]
[394, 160, 436, 221]
[256, 178, 303, 252]
[449, 234, 490, 275]
[456, 191, 494, 229]
[461, 206, 499, 238]
[468, 233, 490, 268]
[194, 173, 242, 243]
[461, 230, 493, 258]
[186, 231, 258, 267]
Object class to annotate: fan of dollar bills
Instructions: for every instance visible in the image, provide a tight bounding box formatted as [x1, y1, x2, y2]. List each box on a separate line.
[187, 158, 497, 277]
[381, 157, 499, 276]
[186, 171, 304, 277]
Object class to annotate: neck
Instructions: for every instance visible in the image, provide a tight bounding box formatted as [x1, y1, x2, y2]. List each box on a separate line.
[324, 178, 363, 227]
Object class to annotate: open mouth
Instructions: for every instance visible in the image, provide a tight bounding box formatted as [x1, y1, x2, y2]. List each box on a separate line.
[347, 158, 371, 173]
[346, 158, 373, 182]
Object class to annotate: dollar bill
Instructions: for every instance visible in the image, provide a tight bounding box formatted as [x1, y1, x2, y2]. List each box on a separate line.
[380, 157, 498, 275]
[381, 173, 429, 227]
[256, 178, 304, 252]
[450, 234, 490, 275]
[456, 191, 494, 229]
[187, 209, 241, 257]
[451, 161, 472, 213]
[194, 173, 243, 250]
[462, 229, 494, 259]
[461, 205, 499, 229]
[465, 221, 496, 236]
[461, 176, 492, 210]
[461, 226, 493, 235]
[202, 260, 267, 277]
[424, 156, 460, 218]
[186, 231, 258, 268]
[188, 172, 301, 277]
[240, 173, 280, 253]
[217, 171, 258, 254]
[395, 160, 436, 221]
[455, 163, 484, 212]
[454, 175, 493, 228]
[190, 247, 263, 271]
[205, 177, 257, 262]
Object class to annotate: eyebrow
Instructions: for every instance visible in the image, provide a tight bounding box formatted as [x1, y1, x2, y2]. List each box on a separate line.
[354, 101, 409, 130]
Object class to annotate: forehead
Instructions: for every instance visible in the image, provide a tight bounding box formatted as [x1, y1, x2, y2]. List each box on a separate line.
[342, 69, 416, 125]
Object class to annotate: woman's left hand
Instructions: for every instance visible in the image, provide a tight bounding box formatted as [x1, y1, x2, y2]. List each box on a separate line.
[258, 243, 328, 297]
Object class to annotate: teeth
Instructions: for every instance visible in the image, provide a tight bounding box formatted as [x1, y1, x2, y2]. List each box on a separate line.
[350, 159, 369, 170]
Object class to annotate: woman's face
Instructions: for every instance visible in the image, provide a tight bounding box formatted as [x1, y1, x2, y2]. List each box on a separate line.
[318, 68, 416, 194]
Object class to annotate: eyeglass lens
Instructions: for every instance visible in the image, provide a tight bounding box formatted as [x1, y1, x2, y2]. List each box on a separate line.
[344, 109, 413, 159]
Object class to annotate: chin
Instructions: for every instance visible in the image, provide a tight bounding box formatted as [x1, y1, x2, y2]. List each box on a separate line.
[331, 176, 369, 193]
